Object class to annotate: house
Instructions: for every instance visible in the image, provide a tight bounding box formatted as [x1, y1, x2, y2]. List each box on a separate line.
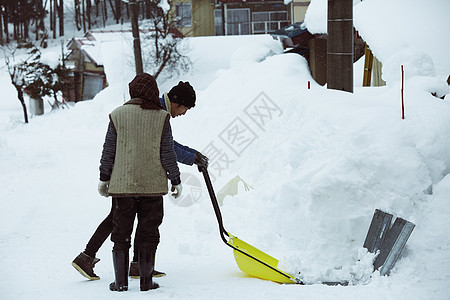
[64, 25, 188, 102]
[270, 21, 313, 52]
[271, 23, 365, 86]
[170, 0, 311, 37]
[301, 1, 448, 90]
[65, 29, 158, 102]
[65, 32, 109, 102]
[63, 1, 313, 101]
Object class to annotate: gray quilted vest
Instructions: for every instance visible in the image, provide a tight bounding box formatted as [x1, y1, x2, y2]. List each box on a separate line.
[108, 104, 170, 196]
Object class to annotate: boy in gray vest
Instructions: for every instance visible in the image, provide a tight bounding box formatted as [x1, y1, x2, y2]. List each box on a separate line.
[72, 79, 208, 287]
[73, 73, 207, 292]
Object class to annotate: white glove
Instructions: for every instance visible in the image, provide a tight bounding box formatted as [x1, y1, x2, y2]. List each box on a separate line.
[171, 184, 183, 199]
[98, 180, 110, 197]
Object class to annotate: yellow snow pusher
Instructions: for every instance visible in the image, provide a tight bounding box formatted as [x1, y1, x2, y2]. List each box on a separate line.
[199, 166, 302, 284]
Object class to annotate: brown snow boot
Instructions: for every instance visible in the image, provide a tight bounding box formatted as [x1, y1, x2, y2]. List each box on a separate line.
[129, 261, 140, 279]
[129, 261, 166, 278]
[72, 252, 101, 280]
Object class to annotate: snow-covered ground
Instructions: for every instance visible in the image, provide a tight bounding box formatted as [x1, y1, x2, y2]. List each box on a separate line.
[1, 1, 449, 299]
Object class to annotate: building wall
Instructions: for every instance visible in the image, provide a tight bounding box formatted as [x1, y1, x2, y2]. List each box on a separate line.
[171, 0, 215, 37]
[84, 61, 104, 73]
[170, 0, 191, 36]
[222, 1, 292, 35]
[292, 0, 310, 23]
[308, 35, 327, 86]
[171, 0, 293, 37]
[65, 49, 107, 101]
[192, 0, 215, 36]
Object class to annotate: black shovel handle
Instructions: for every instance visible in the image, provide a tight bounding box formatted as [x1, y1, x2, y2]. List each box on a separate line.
[198, 166, 303, 284]
[199, 166, 230, 245]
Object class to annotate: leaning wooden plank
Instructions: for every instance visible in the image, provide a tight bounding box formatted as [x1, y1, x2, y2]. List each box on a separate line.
[363, 209, 393, 254]
[374, 218, 415, 276]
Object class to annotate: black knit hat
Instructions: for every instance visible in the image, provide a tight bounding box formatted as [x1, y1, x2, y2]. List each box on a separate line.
[168, 81, 196, 108]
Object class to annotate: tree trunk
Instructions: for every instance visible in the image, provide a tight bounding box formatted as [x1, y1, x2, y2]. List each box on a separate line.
[53, 0, 57, 38]
[82, 0, 86, 33]
[116, 0, 122, 23]
[130, 0, 143, 75]
[17, 88, 29, 124]
[13, 19, 18, 41]
[86, 0, 91, 30]
[75, 0, 81, 30]
[94, 0, 100, 17]
[3, 3, 9, 43]
[41, 0, 48, 41]
[125, 2, 129, 20]
[24, 18, 29, 39]
[103, 0, 108, 25]
[59, 0, 64, 36]
[0, 5, 3, 45]
[50, 0, 53, 33]
[107, 0, 117, 23]
[35, 1, 39, 41]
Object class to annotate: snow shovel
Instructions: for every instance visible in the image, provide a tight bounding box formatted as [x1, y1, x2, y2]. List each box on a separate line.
[199, 166, 301, 284]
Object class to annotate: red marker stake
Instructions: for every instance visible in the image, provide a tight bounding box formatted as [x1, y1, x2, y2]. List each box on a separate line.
[308, 81, 310, 89]
[401, 65, 405, 119]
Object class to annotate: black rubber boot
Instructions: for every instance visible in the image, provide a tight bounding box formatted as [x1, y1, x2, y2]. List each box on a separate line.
[139, 250, 159, 291]
[109, 250, 129, 292]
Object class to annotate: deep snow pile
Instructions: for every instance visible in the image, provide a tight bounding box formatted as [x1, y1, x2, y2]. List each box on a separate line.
[1, 20, 450, 300]
[304, 0, 450, 84]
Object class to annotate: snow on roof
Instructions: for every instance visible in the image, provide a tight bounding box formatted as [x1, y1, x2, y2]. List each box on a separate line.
[71, 29, 153, 66]
[304, 0, 450, 81]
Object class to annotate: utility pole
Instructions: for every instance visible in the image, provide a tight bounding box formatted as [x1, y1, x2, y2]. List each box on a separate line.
[129, 0, 143, 75]
[327, 0, 353, 93]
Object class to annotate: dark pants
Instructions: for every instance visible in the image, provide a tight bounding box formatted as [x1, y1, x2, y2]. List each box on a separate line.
[84, 197, 163, 259]
[84, 204, 114, 258]
[111, 196, 164, 252]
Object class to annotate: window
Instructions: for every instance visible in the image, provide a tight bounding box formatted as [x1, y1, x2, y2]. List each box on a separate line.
[227, 9, 250, 35]
[252, 11, 288, 34]
[214, 9, 223, 35]
[175, 3, 191, 27]
[252, 12, 269, 33]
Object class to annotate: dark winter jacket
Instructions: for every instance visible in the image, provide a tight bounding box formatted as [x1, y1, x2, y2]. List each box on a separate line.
[159, 96, 197, 165]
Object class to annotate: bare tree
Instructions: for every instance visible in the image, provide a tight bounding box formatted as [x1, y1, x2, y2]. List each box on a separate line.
[2, 42, 34, 123]
[2, 40, 71, 122]
[141, 0, 190, 79]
